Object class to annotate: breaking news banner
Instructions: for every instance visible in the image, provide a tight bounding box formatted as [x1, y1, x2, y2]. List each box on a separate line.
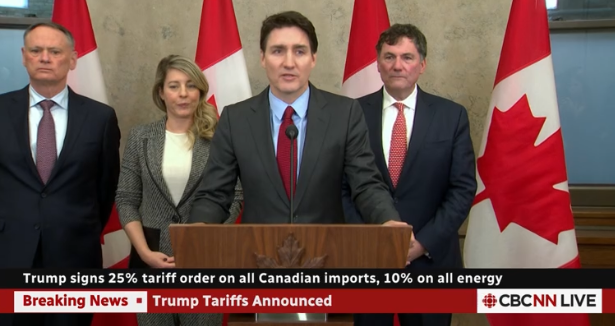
[0, 269, 614, 314]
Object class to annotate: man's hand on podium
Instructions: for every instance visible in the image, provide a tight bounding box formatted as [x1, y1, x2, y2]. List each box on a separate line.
[382, 220, 408, 227]
[382, 220, 420, 265]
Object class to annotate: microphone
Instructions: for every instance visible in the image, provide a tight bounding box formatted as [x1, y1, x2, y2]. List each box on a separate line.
[285, 125, 298, 223]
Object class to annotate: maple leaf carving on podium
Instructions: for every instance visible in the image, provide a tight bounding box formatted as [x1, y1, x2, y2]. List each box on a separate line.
[254, 234, 327, 268]
[474, 94, 574, 244]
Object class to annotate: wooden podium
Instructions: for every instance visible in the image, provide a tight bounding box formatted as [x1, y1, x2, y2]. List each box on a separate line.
[169, 224, 412, 325]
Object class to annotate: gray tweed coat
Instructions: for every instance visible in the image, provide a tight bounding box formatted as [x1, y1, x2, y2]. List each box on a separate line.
[116, 117, 243, 258]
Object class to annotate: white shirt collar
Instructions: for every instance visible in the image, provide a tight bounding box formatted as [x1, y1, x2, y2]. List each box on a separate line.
[29, 85, 69, 110]
[382, 83, 418, 111]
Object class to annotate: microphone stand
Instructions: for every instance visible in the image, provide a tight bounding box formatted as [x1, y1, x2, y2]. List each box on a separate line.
[290, 137, 294, 224]
[285, 125, 298, 224]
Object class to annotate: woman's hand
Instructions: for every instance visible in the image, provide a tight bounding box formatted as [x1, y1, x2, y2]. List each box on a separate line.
[142, 251, 176, 268]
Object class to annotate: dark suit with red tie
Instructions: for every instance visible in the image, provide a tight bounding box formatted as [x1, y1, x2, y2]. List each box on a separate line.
[0, 85, 120, 326]
[342, 86, 477, 326]
[189, 84, 399, 225]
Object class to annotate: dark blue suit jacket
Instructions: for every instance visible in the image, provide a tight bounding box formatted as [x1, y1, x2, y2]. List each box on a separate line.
[0, 86, 120, 269]
[342, 87, 477, 269]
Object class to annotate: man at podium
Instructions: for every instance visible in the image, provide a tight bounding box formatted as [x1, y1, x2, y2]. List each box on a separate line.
[188, 11, 406, 230]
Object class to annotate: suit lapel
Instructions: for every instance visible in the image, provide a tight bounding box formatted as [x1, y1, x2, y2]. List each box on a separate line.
[47, 88, 90, 184]
[248, 89, 289, 206]
[177, 135, 208, 208]
[398, 87, 435, 182]
[144, 119, 175, 206]
[7, 87, 40, 184]
[294, 87, 329, 209]
[365, 90, 393, 190]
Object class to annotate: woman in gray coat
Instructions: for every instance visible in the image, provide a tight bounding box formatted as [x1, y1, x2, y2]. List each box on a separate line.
[116, 54, 242, 326]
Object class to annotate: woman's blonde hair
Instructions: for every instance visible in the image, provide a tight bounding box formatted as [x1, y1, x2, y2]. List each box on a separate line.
[152, 54, 217, 143]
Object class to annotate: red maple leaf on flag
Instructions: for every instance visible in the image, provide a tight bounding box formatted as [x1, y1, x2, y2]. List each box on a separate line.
[473, 94, 574, 244]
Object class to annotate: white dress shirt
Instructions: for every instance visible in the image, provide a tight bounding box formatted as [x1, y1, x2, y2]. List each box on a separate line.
[381, 84, 417, 167]
[29, 85, 69, 163]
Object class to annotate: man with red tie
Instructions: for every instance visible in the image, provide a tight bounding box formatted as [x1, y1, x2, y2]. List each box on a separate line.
[0, 22, 120, 326]
[342, 24, 477, 326]
[189, 11, 407, 230]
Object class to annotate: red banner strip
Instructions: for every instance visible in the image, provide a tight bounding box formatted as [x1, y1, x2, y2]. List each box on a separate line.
[0, 289, 476, 314]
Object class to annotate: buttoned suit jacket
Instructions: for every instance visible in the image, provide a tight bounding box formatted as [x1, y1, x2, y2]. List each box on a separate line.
[189, 84, 399, 224]
[0, 85, 120, 269]
[343, 87, 477, 268]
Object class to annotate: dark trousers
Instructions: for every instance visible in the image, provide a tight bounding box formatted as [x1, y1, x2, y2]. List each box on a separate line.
[354, 313, 452, 326]
[8, 239, 94, 326]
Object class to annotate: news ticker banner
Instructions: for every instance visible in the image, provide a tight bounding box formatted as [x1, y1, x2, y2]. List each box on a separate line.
[1, 269, 615, 314]
[2, 289, 615, 314]
[5, 269, 615, 289]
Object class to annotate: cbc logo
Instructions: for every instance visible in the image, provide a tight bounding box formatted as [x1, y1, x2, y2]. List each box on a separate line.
[483, 293, 497, 308]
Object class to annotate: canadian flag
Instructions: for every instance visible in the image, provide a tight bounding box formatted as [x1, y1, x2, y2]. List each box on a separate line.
[462, 1, 590, 325]
[195, 0, 250, 324]
[341, 0, 390, 98]
[195, 0, 249, 223]
[52, 1, 135, 326]
[195, 0, 252, 117]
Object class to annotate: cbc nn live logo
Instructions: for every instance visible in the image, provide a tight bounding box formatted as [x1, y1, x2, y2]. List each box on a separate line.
[476, 290, 602, 313]
[483, 293, 497, 308]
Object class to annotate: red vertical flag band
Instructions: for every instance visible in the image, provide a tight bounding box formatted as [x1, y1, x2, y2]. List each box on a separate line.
[341, 0, 390, 99]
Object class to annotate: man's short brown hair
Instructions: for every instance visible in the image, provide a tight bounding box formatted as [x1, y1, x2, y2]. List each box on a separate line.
[260, 11, 318, 53]
[376, 23, 427, 60]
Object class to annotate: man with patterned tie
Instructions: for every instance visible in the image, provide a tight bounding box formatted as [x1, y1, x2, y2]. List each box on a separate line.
[342, 24, 477, 326]
[189, 11, 407, 230]
[0, 22, 120, 326]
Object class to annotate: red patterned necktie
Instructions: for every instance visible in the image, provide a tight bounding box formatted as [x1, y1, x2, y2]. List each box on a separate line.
[389, 102, 407, 188]
[36, 99, 57, 184]
[276, 106, 297, 198]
